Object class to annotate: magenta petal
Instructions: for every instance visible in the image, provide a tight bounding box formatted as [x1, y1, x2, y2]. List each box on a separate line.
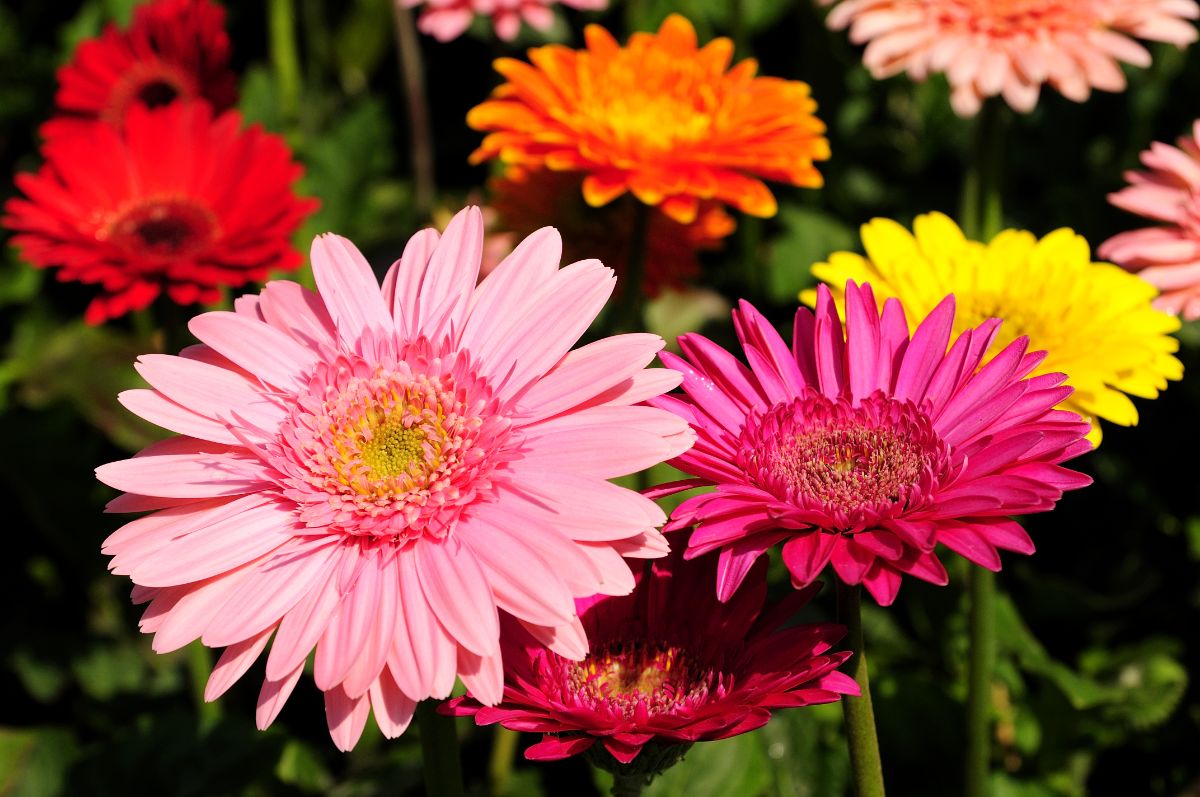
[525, 735, 596, 761]
[782, 533, 837, 588]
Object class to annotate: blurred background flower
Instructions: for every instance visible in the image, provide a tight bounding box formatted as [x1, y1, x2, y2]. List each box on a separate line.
[401, 0, 607, 42]
[1101, 119, 1200, 320]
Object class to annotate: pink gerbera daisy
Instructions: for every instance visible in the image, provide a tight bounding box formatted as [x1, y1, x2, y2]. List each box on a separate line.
[1099, 120, 1200, 320]
[649, 283, 1093, 605]
[444, 547, 857, 770]
[45, 0, 237, 139]
[819, 0, 1199, 116]
[401, 0, 607, 43]
[95, 207, 694, 750]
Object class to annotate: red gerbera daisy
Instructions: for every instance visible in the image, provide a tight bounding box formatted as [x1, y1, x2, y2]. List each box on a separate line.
[443, 548, 857, 770]
[45, 0, 237, 139]
[3, 103, 317, 324]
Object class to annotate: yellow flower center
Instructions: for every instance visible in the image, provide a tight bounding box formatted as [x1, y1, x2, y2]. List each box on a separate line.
[360, 421, 427, 480]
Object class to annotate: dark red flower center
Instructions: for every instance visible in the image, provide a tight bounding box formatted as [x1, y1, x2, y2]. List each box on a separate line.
[104, 198, 219, 259]
[740, 391, 950, 531]
[136, 80, 181, 108]
[105, 62, 195, 123]
[561, 641, 715, 719]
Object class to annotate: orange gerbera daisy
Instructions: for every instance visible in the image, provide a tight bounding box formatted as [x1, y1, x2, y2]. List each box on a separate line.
[467, 14, 829, 224]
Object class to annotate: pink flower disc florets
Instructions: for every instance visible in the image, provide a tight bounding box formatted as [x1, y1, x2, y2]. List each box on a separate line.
[274, 344, 515, 540]
[742, 392, 951, 533]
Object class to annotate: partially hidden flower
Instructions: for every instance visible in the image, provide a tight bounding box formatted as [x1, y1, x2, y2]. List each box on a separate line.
[810, 212, 1183, 444]
[45, 0, 237, 139]
[401, 0, 607, 43]
[3, 103, 317, 324]
[468, 14, 829, 224]
[488, 167, 735, 295]
[650, 282, 1093, 606]
[820, 0, 1199, 116]
[444, 547, 857, 766]
[95, 207, 694, 750]
[1100, 120, 1200, 320]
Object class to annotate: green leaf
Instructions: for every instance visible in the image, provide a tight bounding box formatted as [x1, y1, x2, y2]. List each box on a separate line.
[766, 205, 857, 304]
[0, 727, 79, 797]
[644, 734, 772, 797]
[276, 739, 333, 794]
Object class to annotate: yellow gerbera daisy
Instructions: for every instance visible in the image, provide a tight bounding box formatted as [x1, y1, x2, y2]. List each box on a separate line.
[805, 211, 1183, 445]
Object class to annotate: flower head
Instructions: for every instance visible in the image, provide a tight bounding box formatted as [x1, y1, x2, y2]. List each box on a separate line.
[489, 167, 735, 295]
[46, 0, 237, 139]
[468, 14, 829, 224]
[401, 0, 607, 43]
[820, 0, 1199, 116]
[1099, 120, 1200, 320]
[3, 103, 317, 324]
[95, 208, 694, 750]
[651, 283, 1093, 606]
[444, 547, 857, 764]
[810, 213, 1183, 444]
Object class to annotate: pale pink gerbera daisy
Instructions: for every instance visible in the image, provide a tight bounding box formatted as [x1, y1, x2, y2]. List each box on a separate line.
[649, 283, 1092, 605]
[819, 0, 1199, 116]
[402, 0, 607, 43]
[1100, 120, 1200, 320]
[96, 207, 693, 750]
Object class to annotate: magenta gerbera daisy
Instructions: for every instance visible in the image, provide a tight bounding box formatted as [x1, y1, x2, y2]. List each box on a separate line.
[649, 282, 1093, 606]
[95, 207, 694, 750]
[45, 0, 237, 139]
[443, 547, 857, 770]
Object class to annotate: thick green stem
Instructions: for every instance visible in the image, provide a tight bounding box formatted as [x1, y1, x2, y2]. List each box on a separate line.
[393, 3, 436, 218]
[965, 568, 997, 797]
[615, 200, 652, 333]
[187, 641, 220, 728]
[488, 726, 519, 797]
[837, 580, 886, 797]
[611, 770, 645, 797]
[960, 98, 1007, 797]
[959, 100, 1006, 241]
[268, 0, 302, 121]
[417, 701, 465, 797]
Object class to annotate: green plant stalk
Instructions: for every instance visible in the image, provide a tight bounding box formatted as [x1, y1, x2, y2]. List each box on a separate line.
[417, 701, 466, 797]
[611, 770, 646, 797]
[268, 0, 302, 121]
[393, 2, 436, 218]
[488, 726, 519, 797]
[615, 199, 652, 335]
[837, 580, 886, 797]
[187, 641, 220, 728]
[961, 98, 1007, 797]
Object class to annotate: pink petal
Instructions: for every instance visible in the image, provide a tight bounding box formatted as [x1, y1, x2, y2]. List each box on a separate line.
[415, 539, 500, 657]
[205, 627, 273, 701]
[310, 234, 391, 347]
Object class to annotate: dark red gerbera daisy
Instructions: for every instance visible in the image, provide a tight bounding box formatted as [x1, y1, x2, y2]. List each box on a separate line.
[443, 547, 857, 770]
[4, 102, 318, 324]
[45, 0, 237, 139]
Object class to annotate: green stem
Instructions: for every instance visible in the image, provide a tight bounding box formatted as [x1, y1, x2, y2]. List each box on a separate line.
[268, 0, 302, 121]
[393, 2, 436, 219]
[959, 99, 1006, 241]
[187, 641, 220, 729]
[965, 568, 997, 797]
[836, 580, 886, 797]
[960, 98, 1007, 797]
[611, 770, 645, 797]
[488, 726, 519, 797]
[616, 199, 652, 333]
[417, 701, 465, 797]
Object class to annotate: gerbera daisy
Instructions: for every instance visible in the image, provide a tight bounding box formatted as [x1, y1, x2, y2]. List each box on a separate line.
[650, 282, 1092, 606]
[810, 212, 1183, 444]
[401, 0, 607, 43]
[467, 14, 829, 224]
[3, 103, 317, 324]
[489, 167, 735, 295]
[819, 0, 1200, 116]
[443, 547, 857, 770]
[45, 0, 237, 139]
[1099, 120, 1200, 320]
[95, 207, 694, 750]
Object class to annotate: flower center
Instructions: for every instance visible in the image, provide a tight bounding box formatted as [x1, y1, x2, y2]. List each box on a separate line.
[563, 641, 713, 719]
[136, 80, 180, 108]
[103, 198, 219, 260]
[741, 391, 949, 532]
[274, 349, 515, 542]
[104, 62, 195, 123]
